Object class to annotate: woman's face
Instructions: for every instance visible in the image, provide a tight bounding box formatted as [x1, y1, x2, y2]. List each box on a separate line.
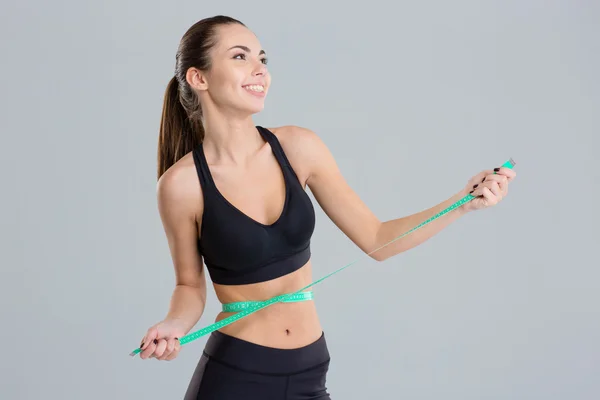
[200, 23, 271, 115]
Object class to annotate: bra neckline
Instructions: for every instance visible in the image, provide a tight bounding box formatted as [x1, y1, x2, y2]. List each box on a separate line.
[196, 126, 290, 228]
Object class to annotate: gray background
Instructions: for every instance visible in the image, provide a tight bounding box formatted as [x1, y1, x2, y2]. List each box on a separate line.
[1, 0, 598, 399]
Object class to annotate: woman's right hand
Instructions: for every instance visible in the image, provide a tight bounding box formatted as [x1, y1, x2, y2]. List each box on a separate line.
[139, 318, 188, 361]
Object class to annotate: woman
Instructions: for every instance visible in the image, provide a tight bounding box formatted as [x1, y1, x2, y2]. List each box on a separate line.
[137, 15, 516, 399]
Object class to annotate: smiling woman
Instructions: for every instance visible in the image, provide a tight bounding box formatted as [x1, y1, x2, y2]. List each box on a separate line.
[146, 16, 334, 400]
[135, 14, 516, 400]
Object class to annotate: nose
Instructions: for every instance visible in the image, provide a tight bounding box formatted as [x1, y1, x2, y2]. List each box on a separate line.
[252, 60, 267, 76]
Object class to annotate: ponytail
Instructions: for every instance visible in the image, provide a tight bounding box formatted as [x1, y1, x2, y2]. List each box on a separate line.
[157, 76, 205, 180]
[158, 15, 245, 179]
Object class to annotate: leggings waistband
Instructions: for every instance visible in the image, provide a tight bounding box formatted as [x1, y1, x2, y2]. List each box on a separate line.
[203, 330, 330, 375]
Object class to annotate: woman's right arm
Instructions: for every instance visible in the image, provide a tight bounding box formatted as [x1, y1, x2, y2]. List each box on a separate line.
[139, 165, 207, 360]
[157, 167, 207, 333]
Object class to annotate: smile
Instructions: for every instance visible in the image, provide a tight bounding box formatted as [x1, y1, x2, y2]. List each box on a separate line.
[242, 85, 265, 93]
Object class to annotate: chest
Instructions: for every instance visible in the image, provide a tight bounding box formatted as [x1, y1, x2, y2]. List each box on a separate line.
[208, 155, 290, 227]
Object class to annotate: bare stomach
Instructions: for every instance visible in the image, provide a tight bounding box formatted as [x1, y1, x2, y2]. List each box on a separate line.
[212, 262, 323, 349]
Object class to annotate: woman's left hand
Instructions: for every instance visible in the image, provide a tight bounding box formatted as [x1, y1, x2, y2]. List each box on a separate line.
[460, 166, 517, 213]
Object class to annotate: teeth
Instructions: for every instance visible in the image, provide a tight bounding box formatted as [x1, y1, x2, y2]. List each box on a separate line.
[244, 85, 264, 92]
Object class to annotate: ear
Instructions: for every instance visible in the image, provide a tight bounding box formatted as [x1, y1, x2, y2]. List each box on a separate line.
[186, 67, 209, 91]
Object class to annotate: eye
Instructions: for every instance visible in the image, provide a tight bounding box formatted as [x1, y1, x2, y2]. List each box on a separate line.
[233, 53, 268, 65]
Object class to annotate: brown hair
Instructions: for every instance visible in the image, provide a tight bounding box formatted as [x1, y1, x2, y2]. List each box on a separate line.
[157, 15, 245, 180]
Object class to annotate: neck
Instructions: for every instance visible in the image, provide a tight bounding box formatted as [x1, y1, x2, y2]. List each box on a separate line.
[200, 107, 264, 165]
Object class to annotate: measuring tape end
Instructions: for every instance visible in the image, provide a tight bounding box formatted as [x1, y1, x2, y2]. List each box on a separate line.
[501, 158, 516, 169]
[129, 348, 141, 357]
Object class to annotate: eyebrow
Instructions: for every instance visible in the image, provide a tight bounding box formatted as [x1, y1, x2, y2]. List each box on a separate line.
[227, 45, 266, 56]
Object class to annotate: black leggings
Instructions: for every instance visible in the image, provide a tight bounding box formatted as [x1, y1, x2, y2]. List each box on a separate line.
[183, 330, 332, 399]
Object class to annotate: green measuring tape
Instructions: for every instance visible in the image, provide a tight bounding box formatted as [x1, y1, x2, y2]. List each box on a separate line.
[221, 290, 314, 313]
[130, 158, 516, 357]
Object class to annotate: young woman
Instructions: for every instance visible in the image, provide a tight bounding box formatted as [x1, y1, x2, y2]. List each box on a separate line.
[137, 15, 516, 399]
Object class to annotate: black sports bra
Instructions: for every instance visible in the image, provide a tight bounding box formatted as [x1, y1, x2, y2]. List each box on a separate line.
[192, 126, 316, 285]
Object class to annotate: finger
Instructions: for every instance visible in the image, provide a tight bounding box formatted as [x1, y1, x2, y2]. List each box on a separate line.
[140, 340, 157, 360]
[481, 174, 505, 183]
[169, 338, 182, 361]
[165, 346, 180, 361]
[141, 328, 159, 352]
[494, 167, 517, 181]
[477, 180, 501, 199]
[481, 176, 506, 196]
[163, 340, 181, 361]
[472, 170, 495, 185]
[153, 339, 168, 359]
[473, 174, 500, 191]
[487, 181, 502, 199]
[157, 338, 175, 360]
[472, 182, 498, 201]
[149, 338, 164, 359]
[496, 175, 509, 196]
[471, 176, 493, 194]
[479, 186, 497, 206]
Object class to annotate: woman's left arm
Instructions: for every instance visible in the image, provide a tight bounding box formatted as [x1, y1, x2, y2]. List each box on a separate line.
[294, 127, 516, 262]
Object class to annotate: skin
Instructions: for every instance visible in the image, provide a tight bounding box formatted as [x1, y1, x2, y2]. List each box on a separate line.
[139, 23, 517, 361]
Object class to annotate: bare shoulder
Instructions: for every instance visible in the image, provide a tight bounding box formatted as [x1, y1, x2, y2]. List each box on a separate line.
[157, 151, 203, 222]
[267, 125, 322, 150]
[266, 125, 327, 183]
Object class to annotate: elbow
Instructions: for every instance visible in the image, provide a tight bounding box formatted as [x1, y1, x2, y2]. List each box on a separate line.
[369, 251, 387, 262]
[369, 222, 388, 262]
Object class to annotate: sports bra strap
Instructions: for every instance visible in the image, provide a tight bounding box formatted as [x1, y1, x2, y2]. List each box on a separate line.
[257, 126, 293, 168]
[192, 144, 215, 190]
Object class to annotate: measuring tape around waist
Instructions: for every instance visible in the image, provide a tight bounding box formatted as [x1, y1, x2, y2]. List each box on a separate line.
[221, 290, 314, 313]
[129, 158, 515, 357]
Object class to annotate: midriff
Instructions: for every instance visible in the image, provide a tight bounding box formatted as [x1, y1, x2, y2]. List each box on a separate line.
[212, 261, 323, 349]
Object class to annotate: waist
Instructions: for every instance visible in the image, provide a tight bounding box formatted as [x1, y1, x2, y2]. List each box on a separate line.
[221, 290, 314, 313]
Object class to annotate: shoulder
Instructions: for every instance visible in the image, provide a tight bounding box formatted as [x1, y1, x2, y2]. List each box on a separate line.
[264, 125, 330, 184]
[267, 125, 321, 146]
[266, 125, 328, 164]
[264, 125, 337, 186]
[157, 151, 203, 221]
